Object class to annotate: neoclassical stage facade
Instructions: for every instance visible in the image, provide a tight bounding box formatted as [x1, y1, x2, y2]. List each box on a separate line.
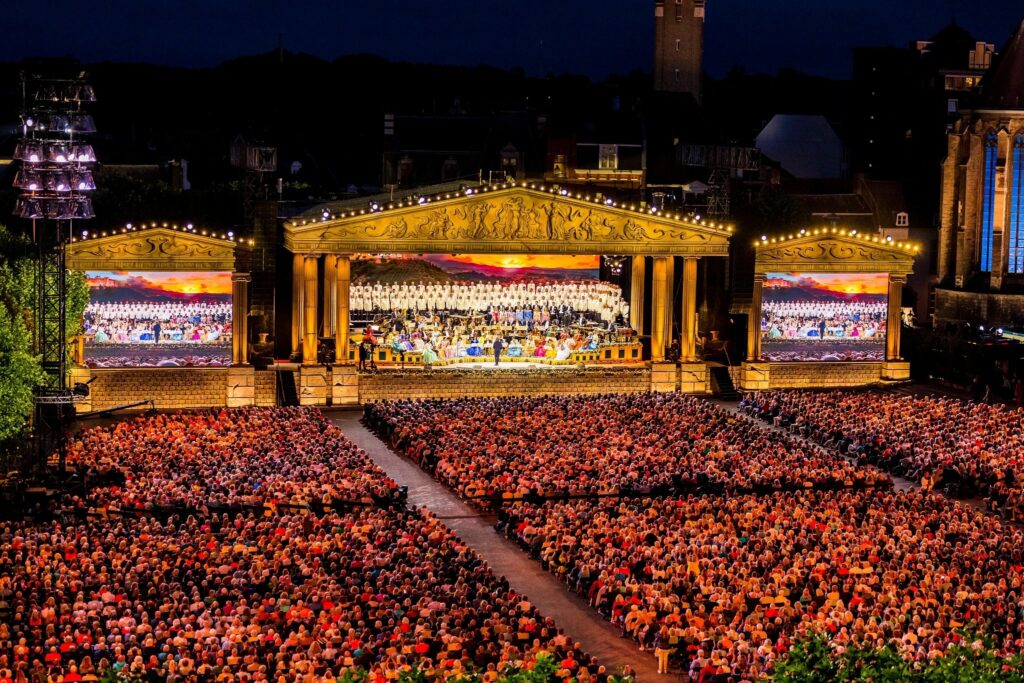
[60, 184, 922, 411]
[283, 180, 734, 400]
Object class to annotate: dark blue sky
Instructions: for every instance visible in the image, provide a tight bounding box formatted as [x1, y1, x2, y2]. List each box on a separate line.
[4, 0, 1022, 79]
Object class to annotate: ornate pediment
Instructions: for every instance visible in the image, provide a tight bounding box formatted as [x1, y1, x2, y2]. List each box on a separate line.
[755, 234, 918, 275]
[284, 184, 732, 256]
[68, 227, 237, 271]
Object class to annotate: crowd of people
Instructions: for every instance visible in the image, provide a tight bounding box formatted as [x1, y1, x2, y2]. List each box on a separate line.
[350, 281, 628, 326]
[364, 394, 889, 503]
[500, 488, 1024, 678]
[64, 408, 399, 512]
[740, 390, 1024, 514]
[84, 301, 232, 346]
[0, 408, 604, 683]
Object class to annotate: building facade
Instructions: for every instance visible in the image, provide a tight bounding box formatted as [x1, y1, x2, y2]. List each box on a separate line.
[653, 0, 705, 103]
[936, 20, 1024, 323]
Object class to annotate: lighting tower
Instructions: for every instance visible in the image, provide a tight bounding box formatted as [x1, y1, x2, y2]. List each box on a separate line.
[11, 66, 97, 472]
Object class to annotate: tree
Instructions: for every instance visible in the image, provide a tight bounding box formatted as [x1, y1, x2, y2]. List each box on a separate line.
[0, 224, 89, 449]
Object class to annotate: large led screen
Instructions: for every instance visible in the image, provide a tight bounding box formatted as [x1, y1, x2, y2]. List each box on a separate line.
[84, 271, 232, 367]
[348, 253, 627, 325]
[351, 253, 600, 284]
[760, 272, 887, 362]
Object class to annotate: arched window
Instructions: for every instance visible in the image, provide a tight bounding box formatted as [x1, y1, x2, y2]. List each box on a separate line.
[980, 132, 998, 272]
[1010, 135, 1024, 274]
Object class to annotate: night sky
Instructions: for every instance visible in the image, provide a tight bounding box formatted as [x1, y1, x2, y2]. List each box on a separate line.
[4, 0, 1022, 79]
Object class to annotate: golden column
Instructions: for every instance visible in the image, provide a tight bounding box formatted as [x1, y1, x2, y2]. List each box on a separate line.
[630, 256, 646, 334]
[650, 256, 670, 362]
[680, 257, 698, 362]
[303, 255, 319, 364]
[291, 253, 304, 356]
[664, 257, 675, 345]
[886, 274, 906, 361]
[231, 272, 251, 365]
[323, 254, 338, 337]
[335, 255, 351, 364]
[747, 275, 764, 361]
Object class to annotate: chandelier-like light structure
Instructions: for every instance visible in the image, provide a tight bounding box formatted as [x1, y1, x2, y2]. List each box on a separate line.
[12, 73, 97, 220]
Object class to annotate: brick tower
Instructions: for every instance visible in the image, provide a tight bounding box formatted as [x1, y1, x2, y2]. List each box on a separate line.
[653, 0, 706, 104]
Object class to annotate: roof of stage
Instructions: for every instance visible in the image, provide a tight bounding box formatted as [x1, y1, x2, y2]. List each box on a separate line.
[284, 179, 734, 257]
[754, 228, 919, 276]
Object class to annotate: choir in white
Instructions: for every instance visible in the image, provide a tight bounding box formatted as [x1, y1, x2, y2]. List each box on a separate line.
[84, 301, 232, 344]
[351, 281, 628, 324]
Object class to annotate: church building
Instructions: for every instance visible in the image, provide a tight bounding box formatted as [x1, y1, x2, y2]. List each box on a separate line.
[936, 20, 1024, 324]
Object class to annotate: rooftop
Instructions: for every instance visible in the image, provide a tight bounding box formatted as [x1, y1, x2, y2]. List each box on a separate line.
[982, 19, 1024, 109]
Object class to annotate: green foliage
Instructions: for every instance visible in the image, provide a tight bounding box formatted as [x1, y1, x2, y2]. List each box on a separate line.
[773, 632, 1024, 683]
[771, 633, 838, 683]
[66, 268, 90, 339]
[0, 271, 44, 444]
[337, 668, 370, 683]
[0, 224, 90, 447]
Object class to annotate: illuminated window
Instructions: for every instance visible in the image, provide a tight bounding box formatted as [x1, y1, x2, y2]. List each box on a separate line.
[1010, 135, 1024, 274]
[980, 132, 998, 272]
[598, 145, 618, 170]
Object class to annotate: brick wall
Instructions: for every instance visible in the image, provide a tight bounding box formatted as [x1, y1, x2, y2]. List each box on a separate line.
[89, 368, 228, 411]
[766, 362, 882, 389]
[935, 288, 1024, 325]
[358, 368, 651, 402]
[254, 370, 277, 406]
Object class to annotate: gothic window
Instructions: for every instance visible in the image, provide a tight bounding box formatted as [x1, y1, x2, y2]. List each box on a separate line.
[980, 132, 998, 272]
[1010, 135, 1024, 274]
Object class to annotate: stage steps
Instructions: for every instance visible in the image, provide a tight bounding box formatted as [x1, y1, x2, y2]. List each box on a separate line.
[709, 365, 740, 401]
[277, 370, 299, 406]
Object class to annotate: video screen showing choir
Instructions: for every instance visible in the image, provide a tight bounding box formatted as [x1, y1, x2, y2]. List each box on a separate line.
[350, 254, 630, 362]
[83, 271, 232, 367]
[760, 272, 887, 362]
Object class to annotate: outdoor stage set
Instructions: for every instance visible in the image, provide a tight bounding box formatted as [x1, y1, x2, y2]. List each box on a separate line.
[64, 181, 919, 410]
[742, 229, 918, 389]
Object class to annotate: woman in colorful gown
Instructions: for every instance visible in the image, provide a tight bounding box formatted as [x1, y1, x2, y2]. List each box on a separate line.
[534, 336, 550, 357]
[421, 341, 439, 364]
[555, 339, 573, 361]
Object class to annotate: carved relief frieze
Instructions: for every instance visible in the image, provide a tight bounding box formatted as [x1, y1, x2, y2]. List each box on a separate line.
[285, 187, 732, 256]
[68, 228, 237, 271]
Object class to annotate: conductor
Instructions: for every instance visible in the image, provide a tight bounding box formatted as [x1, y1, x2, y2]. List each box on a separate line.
[493, 336, 504, 366]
